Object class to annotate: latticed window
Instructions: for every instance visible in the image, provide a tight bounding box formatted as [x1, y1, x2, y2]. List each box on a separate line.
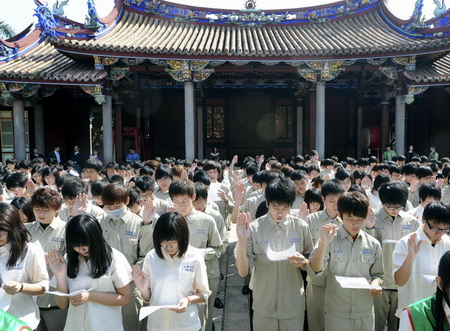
[275, 105, 293, 139]
[206, 105, 224, 139]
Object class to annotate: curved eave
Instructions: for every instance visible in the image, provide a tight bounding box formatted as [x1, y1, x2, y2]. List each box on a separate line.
[403, 52, 450, 85]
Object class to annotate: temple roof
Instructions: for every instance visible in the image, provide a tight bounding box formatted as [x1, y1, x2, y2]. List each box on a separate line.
[52, 3, 450, 60]
[0, 37, 106, 84]
[404, 53, 450, 84]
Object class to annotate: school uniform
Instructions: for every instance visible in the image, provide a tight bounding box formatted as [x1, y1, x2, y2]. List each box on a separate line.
[292, 193, 305, 209]
[142, 246, 211, 331]
[408, 186, 420, 208]
[392, 227, 450, 318]
[309, 226, 384, 331]
[305, 210, 342, 331]
[154, 188, 171, 203]
[184, 209, 224, 331]
[365, 209, 419, 331]
[441, 186, 450, 203]
[98, 210, 153, 331]
[152, 196, 170, 216]
[61, 248, 132, 331]
[211, 182, 234, 225]
[407, 204, 425, 222]
[366, 190, 382, 210]
[58, 202, 106, 223]
[245, 213, 313, 330]
[0, 242, 50, 330]
[26, 218, 68, 331]
[240, 189, 265, 220]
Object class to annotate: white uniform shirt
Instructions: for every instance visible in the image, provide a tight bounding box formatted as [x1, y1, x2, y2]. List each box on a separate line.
[393, 227, 450, 317]
[407, 204, 424, 222]
[142, 246, 211, 331]
[62, 248, 132, 331]
[0, 242, 49, 329]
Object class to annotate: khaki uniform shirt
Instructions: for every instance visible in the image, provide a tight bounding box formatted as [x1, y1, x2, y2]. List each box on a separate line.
[153, 196, 169, 215]
[204, 205, 227, 243]
[98, 210, 151, 266]
[25, 218, 66, 308]
[310, 226, 384, 319]
[240, 189, 265, 220]
[292, 194, 305, 209]
[59, 202, 106, 223]
[154, 189, 171, 202]
[184, 209, 224, 280]
[365, 209, 419, 289]
[408, 186, 420, 207]
[442, 186, 450, 204]
[246, 213, 313, 319]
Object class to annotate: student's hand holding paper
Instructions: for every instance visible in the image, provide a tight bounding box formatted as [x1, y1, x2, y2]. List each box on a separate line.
[368, 279, 383, 297]
[319, 224, 337, 246]
[287, 252, 309, 270]
[169, 297, 189, 314]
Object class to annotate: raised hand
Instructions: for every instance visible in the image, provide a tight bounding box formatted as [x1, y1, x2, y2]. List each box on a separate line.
[181, 170, 188, 180]
[319, 224, 337, 246]
[231, 155, 238, 166]
[409, 177, 419, 193]
[233, 182, 246, 205]
[142, 198, 156, 225]
[361, 176, 372, 191]
[71, 193, 88, 216]
[45, 250, 67, 276]
[298, 202, 309, 220]
[26, 179, 37, 197]
[236, 212, 252, 241]
[131, 265, 150, 292]
[365, 207, 376, 229]
[407, 233, 422, 258]
[217, 189, 228, 203]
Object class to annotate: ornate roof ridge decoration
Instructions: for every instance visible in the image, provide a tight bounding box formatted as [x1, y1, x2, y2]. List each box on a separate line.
[124, 0, 379, 26]
[425, 0, 450, 28]
[297, 60, 347, 82]
[34, 0, 59, 39]
[165, 60, 214, 82]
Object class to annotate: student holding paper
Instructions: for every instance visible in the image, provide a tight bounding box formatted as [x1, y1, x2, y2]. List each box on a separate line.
[235, 178, 313, 330]
[309, 191, 384, 331]
[0, 203, 49, 330]
[393, 202, 450, 320]
[364, 181, 419, 331]
[132, 211, 211, 331]
[46, 214, 132, 331]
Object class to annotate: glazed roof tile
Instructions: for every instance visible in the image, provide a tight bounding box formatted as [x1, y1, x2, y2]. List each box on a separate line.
[404, 53, 450, 83]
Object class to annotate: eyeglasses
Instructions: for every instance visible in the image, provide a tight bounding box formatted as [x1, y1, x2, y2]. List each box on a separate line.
[426, 220, 450, 235]
[385, 204, 403, 211]
[0, 231, 8, 237]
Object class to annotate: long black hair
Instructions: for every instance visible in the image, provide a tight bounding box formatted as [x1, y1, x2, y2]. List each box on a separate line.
[66, 214, 112, 279]
[0, 203, 29, 267]
[435, 251, 450, 331]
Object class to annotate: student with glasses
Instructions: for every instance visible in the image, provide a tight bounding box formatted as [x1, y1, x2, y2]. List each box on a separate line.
[393, 202, 450, 321]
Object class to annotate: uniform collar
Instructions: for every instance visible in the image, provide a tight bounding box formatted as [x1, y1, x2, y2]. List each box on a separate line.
[337, 224, 362, 241]
[267, 213, 288, 229]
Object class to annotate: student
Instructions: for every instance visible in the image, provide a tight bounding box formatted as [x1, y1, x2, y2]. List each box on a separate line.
[441, 166, 450, 203]
[132, 212, 211, 331]
[304, 188, 324, 215]
[0, 203, 49, 330]
[235, 178, 313, 330]
[389, 165, 402, 181]
[168, 179, 223, 331]
[105, 161, 119, 178]
[31, 165, 45, 187]
[408, 166, 435, 207]
[5, 158, 17, 171]
[46, 214, 132, 331]
[399, 251, 450, 330]
[402, 163, 417, 187]
[393, 202, 450, 318]
[127, 186, 144, 216]
[366, 174, 390, 210]
[25, 188, 67, 331]
[291, 170, 308, 208]
[5, 172, 31, 200]
[135, 176, 170, 216]
[320, 159, 335, 180]
[309, 191, 384, 330]
[84, 159, 103, 183]
[97, 183, 152, 331]
[11, 197, 35, 223]
[90, 179, 108, 208]
[335, 170, 352, 192]
[305, 179, 345, 331]
[18, 160, 31, 177]
[42, 167, 60, 191]
[408, 183, 441, 222]
[154, 165, 173, 202]
[59, 178, 106, 222]
[365, 181, 420, 331]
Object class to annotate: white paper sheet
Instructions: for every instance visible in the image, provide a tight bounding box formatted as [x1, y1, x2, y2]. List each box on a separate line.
[420, 274, 436, 283]
[0, 288, 12, 311]
[289, 209, 299, 217]
[266, 244, 296, 261]
[139, 305, 178, 321]
[46, 289, 90, 297]
[207, 183, 222, 202]
[382, 239, 399, 244]
[335, 276, 382, 290]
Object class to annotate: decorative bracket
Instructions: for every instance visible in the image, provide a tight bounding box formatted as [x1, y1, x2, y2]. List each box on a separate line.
[392, 56, 416, 71]
[166, 60, 214, 83]
[404, 85, 429, 104]
[94, 56, 119, 71]
[298, 60, 344, 82]
[80, 85, 105, 104]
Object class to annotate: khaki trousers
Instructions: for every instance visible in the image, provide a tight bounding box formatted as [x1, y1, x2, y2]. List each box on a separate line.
[306, 284, 325, 331]
[374, 290, 399, 331]
[253, 311, 304, 331]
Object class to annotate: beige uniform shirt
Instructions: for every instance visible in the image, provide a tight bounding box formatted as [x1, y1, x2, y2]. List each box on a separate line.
[153, 196, 169, 215]
[365, 209, 419, 289]
[310, 226, 384, 319]
[442, 186, 450, 204]
[25, 218, 66, 308]
[204, 205, 227, 243]
[246, 213, 313, 319]
[212, 183, 234, 221]
[98, 210, 151, 266]
[292, 194, 305, 209]
[184, 209, 224, 280]
[240, 189, 265, 220]
[154, 189, 171, 202]
[59, 202, 106, 223]
[408, 186, 420, 207]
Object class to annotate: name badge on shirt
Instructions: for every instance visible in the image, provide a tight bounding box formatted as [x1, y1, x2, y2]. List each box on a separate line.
[375, 226, 384, 231]
[332, 249, 344, 254]
[51, 237, 64, 243]
[290, 237, 301, 243]
[125, 230, 137, 237]
[255, 240, 269, 245]
[7, 263, 22, 270]
[196, 229, 206, 235]
[183, 265, 194, 272]
[402, 224, 412, 231]
[362, 248, 373, 255]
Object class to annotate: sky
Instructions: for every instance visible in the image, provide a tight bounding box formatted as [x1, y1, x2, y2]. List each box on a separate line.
[0, 0, 444, 35]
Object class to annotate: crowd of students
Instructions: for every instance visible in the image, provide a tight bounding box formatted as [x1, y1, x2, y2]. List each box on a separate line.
[0, 151, 449, 330]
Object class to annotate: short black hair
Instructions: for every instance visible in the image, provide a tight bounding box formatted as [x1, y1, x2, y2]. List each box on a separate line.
[321, 179, 345, 198]
[136, 176, 156, 193]
[378, 181, 408, 207]
[304, 189, 324, 211]
[194, 183, 208, 201]
[6, 158, 17, 165]
[402, 163, 417, 176]
[443, 166, 450, 179]
[419, 183, 441, 203]
[259, 170, 284, 185]
[139, 166, 154, 177]
[18, 160, 31, 170]
[348, 185, 367, 196]
[335, 170, 351, 181]
[5, 172, 27, 189]
[61, 178, 88, 199]
[155, 165, 173, 181]
[108, 175, 125, 185]
[42, 166, 60, 183]
[128, 187, 142, 207]
[84, 159, 103, 172]
[338, 191, 369, 219]
[389, 165, 401, 175]
[373, 174, 390, 191]
[358, 158, 369, 166]
[264, 178, 296, 207]
[291, 170, 307, 181]
[169, 179, 195, 198]
[91, 180, 108, 197]
[193, 171, 211, 186]
[153, 212, 189, 259]
[245, 163, 258, 177]
[416, 166, 433, 179]
[105, 161, 119, 170]
[423, 202, 450, 226]
[255, 200, 269, 218]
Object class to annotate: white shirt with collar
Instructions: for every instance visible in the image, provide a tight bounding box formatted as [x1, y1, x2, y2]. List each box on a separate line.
[408, 204, 425, 222]
[393, 226, 450, 317]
